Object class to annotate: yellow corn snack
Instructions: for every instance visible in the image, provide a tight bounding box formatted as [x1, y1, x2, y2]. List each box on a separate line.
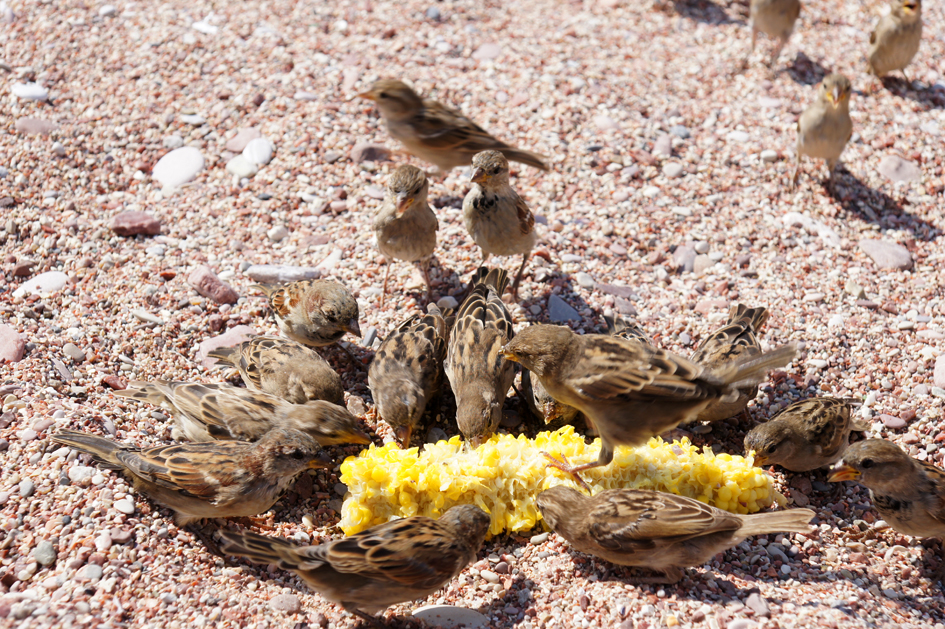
[339, 426, 784, 536]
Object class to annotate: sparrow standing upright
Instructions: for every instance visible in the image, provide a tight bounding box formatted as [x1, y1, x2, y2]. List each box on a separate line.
[793, 73, 853, 190]
[743, 0, 801, 69]
[868, 0, 922, 82]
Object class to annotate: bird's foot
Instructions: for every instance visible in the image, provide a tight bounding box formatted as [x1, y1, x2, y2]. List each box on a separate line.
[541, 451, 592, 493]
[351, 609, 387, 629]
[186, 523, 225, 558]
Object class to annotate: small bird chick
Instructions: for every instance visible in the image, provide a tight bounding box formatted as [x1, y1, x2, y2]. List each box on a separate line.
[219, 505, 490, 625]
[374, 164, 439, 305]
[445, 267, 516, 447]
[463, 150, 537, 299]
[829, 439, 945, 539]
[369, 304, 448, 447]
[868, 0, 922, 82]
[253, 279, 361, 348]
[538, 486, 814, 583]
[744, 397, 867, 472]
[689, 304, 769, 423]
[207, 335, 344, 406]
[793, 73, 853, 190]
[358, 79, 547, 173]
[744, 0, 801, 69]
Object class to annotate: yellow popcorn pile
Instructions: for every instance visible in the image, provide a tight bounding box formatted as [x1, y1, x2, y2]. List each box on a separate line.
[339, 426, 784, 536]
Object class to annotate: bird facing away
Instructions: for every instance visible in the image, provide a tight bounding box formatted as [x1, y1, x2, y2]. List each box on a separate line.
[829, 439, 945, 539]
[743, 0, 801, 69]
[207, 335, 344, 406]
[445, 267, 516, 447]
[368, 303, 448, 448]
[373, 164, 439, 305]
[50, 427, 331, 526]
[358, 79, 547, 173]
[253, 279, 361, 348]
[219, 505, 490, 625]
[114, 380, 370, 446]
[792, 73, 853, 190]
[688, 304, 769, 423]
[462, 150, 537, 299]
[744, 397, 867, 472]
[501, 324, 798, 488]
[538, 486, 814, 583]
[868, 0, 922, 80]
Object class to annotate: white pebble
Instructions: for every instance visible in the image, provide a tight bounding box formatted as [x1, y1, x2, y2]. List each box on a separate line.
[114, 498, 135, 514]
[436, 296, 459, 310]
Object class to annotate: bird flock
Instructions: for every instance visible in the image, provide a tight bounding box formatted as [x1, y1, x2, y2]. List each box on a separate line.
[50, 1, 945, 624]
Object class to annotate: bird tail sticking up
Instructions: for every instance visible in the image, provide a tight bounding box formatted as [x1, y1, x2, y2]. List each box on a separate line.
[711, 342, 800, 391]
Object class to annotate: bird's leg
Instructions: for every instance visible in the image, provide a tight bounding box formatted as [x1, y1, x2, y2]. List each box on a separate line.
[186, 521, 225, 558]
[419, 259, 434, 302]
[622, 566, 683, 585]
[767, 36, 785, 70]
[348, 608, 387, 629]
[791, 154, 801, 190]
[901, 68, 910, 85]
[541, 452, 603, 493]
[510, 252, 531, 300]
[381, 262, 392, 308]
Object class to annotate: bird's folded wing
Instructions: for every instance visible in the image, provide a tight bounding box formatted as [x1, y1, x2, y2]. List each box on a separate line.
[116, 443, 246, 500]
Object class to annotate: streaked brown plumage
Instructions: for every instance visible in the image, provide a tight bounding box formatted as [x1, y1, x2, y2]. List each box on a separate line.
[538, 486, 814, 583]
[829, 439, 945, 538]
[793, 73, 853, 190]
[463, 150, 537, 299]
[114, 380, 370, 446]
[207, 335, 344, 406]
[502, 324, 798, 488]
[253, 279, 361, 348]
[219, 505, 490, 624]
[50, 428, 331, 526]
[868, 0, 922, 80]
[445, 267, 516, 446]
[373, 164, 439, 304]
[744, 397, 867, 471]
[358, 79, 547, 173]
[689, 304, 769, 423]
[744, 0, 801, 69]
[369, 303, 448, 447]
[604, 313, 652, 345]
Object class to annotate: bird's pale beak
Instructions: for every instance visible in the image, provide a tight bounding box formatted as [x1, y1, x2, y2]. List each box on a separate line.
[830, 86, 841, 107]
[393, 425, 412, 448]
[396, 194, 414, 216]
[827, 464, 860, 483]
[751, 454, 769, 467]
[903, 2, 917, 12]
[470, 167, 489, 184]
[358, 91, 376, 101]
[345, 319, 362, 338]
[500, 345, 517, 361]
[309, 451, 333, 468]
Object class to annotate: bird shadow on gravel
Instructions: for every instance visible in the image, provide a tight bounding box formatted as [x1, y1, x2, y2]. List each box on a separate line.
[473, 576, 539, 626]
[784, 52, 830, 86]
[671, 0, 743, 26]
[877, 78, 945, 110]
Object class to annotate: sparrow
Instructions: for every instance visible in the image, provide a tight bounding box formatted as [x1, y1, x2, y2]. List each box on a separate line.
[114, 380, 371, 446]
[688, 304, 769, 423]
[538, 486, 814, 583]
[445, 267, 516, 447]
[463, 150, 537, 299]
[358, 79, 547, 173]
[501, 324, 798, 488]
[374, 164, 439, 305]
[219, 504, 490, 625]
[744, 397, 868, 472]
[792, 73, 853, 190]
[829, 439, 945, 539]
[743, 0, 801, 69]
[523, 313, 650, 427]
[868, 0, 922, 81]
[253, 279, 361, 348]
[207, 335, 344, 406]
[368, 303, 448, 447]
[50, 427, 331, 526]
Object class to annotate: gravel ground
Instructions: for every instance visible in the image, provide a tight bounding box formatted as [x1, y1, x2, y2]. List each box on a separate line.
[2, 0, 945, 627]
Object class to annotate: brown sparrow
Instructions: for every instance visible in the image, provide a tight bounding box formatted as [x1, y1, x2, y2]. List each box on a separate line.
[501, 324, 798, 488]
[743, 0, 801, 69]
[604, 313, 652, 344]
[207, 335, 344, 406]
[829, 439, 945, 539]
[745, 397, 867, 472]
[689, 304, 769, 423]
[374, 164, 439, 305]
[358, 79, 547, 173]
[792, 73, 853, 190]
[445, 267, 516, 446]
[368, 304, 448, 447]
[253, 279, 361, 348]
[115, 380, 370, 446]
[219, 504, 490, 624]
[538, 486, 814, 583]
[868, 0, 922, 81]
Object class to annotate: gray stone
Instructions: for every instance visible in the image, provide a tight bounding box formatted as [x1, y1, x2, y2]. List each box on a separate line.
[99, 4, 116, 16]
[673, 245, 697, 272]
[245, 264, 321, 284]
[18, 479, 34, 497]
[110, 211, 161, 236]
[14, 118, 57, 135]
[693, 254, 714, 274]
[653, 134, 672, 157]
[0, 324, 25, 363]
[33, 541, 57, 566]
[413, 605, 488, 628]
[727, 130, 750, 143]
[663, 162, 683, 178]
[670, 125, 690, 139]
[179, 114, 205, 125]
[761, 149, 778, 163]
[63, 343, 86, 362]
[746, 593, 770, 617]
[858, 239, 913, 271]
[270, 593, 301, 614]
[12, 271, 69, 298]
[267, 225, 289, 242]
[877, 155, 920, 183]
[153, 147, 205, 188]
[243, 138, 274, 166]
[162, 135, 184, 149]
[548, 295, 580, 322]
[574, 272, 595, 288]
[225, 155, 258, 178]
[83, 564, 103, 581]
[472, 43, 502, 60]
[350, 142, 391, 163]
[425, 6, 441, 20]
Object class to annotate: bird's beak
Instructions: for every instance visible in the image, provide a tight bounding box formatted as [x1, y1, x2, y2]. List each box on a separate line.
[500, 345, 517, 361]
[393, 425, 412, 448]
[358, 91, 376, 101]
[751, 454, 769, 467]
[396, 194, 414, 216]
[345, 319, 362, 338]
[349, 428, 372, 445]
[903, 2, 917, 12]
[827, 464, 860, 483]
[830, 86, 841, 107]
[470, 167, 489, 184]
[309, 451, 333, 468]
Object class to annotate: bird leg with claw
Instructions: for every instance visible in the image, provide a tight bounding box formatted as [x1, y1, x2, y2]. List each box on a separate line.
[186, 521, 225, 558]
[541, 452, 597, 493]
[511, 252, 531, 300]
[380, 262, 392, 308]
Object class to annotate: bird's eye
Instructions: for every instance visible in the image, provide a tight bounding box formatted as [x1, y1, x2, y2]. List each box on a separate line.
[860, 458, 874, 469]
[291, 449, 306, 460]
[379, 91, 389, 99]
[490, 166, 500, 175]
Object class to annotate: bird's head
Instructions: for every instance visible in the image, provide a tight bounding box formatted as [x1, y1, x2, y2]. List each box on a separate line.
[470, 150, 510, 189]
[358, 79, 423, 120]
[822, 74, 852, 109]
[387, 164, 429, 216]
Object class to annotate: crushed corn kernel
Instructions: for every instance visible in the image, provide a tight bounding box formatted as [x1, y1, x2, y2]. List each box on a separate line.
[340, 426, 785, 536]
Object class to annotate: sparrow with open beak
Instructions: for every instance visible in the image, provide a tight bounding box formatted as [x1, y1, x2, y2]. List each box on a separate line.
[373, 164, 439, 305]
[868, 0, 922, 82]
[253, 279, 362, 348]
[792, 73, 853, 190]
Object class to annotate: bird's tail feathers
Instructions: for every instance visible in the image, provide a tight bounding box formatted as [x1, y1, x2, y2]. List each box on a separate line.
[500, 148, 549, 172]
[727, 304, 770, 333]
[206, 346, 239, 366]
[738, 508, 814, 537]
[49, 430, 128, 470]
[470, 267, 509, 295]
[713, 342, 800, 389]
[219, 530, 322, 572]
